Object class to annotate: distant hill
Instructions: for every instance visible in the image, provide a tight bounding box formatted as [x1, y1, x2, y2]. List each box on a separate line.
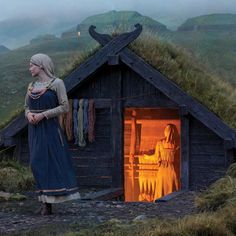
[77, 10, 168, 33]
[171, 13, 236, 86]
[0, 11, 170, 49]
[178, 13, 236, 31]
[0, 45, 10, 54]
[30, 34, 59, 45]
[0, 16, 81, 49]
[61, 10, 170, 40]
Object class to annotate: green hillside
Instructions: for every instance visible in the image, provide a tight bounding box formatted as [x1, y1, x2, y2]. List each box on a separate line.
[172, 14, 236, 85]
[0, 16, 82, 49]
[0, 45, 10, 54]
[178, 13, 236, 30]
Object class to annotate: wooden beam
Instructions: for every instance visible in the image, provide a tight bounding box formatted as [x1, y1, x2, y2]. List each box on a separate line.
[181, 113, 190, 190]
[107, 55, 120, 65]
[224, 139, 234, 167]
[111, 67, 123, 188]
[224, 138, 234, 150]
[179, 105, 189, 116]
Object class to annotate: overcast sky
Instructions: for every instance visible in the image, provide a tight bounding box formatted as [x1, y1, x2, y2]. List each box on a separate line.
[0, 0, 236, 22]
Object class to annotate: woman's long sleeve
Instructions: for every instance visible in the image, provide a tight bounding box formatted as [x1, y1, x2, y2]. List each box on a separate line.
[42, 79, 69, 119]
[24, 82, 32, 118]
[154, 142, 161, 162]
[24, 93, 30, 118]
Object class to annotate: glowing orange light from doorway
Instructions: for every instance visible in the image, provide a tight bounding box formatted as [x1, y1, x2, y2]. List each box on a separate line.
[124, 108, 180, 202]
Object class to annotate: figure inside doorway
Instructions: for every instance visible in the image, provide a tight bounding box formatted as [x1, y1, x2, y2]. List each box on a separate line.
[143, 124, 180, 200]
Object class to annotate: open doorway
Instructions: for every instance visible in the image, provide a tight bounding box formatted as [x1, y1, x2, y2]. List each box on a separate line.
[124, 108, 181, 202]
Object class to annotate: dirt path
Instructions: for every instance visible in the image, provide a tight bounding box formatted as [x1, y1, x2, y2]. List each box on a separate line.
[0, 191, 197, 235]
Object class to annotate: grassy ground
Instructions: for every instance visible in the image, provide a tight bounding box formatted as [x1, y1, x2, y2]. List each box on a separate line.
[1, 224, 71, 236]
[1, 160, 236, 236]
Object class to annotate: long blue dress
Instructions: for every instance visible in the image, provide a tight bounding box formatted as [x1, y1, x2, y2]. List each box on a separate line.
[28, 89, 79, 197]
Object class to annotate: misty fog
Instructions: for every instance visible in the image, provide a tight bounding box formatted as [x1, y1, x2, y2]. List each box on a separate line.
[0, 0, 236, 48]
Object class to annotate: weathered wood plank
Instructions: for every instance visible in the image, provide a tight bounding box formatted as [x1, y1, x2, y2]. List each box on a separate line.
[190, 154, 227, 163]
[181, 113, 189, 190]
[190, 135, 223, 145]
[124, 97, 177, 108]
[76, 176, 112, 187]
[108, 55, 120, 65]
[189, 168, 226, 190]
[190, 145, 224, 155]
[75, 167, 112, 176]
[111, 67, 123, 188]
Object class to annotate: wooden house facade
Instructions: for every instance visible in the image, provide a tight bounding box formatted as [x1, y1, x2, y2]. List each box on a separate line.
[0, 24, 235, 202]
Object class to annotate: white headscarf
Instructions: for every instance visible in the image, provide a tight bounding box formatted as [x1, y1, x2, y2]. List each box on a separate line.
[30, 53, 56, 79]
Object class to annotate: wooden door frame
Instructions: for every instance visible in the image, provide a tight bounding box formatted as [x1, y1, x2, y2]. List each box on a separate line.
[180, 105, 190, 190]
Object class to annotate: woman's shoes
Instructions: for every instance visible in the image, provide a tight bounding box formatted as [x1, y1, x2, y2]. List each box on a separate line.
[40, 203, 52, 215]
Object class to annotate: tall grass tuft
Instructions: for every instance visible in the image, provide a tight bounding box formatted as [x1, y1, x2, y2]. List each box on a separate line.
[217, 202, 236, 234]
[174, 213, 233, 236]
[195, 176, 236, 211]
[226, 163, 236, 178]
[0, 160, 34, 193]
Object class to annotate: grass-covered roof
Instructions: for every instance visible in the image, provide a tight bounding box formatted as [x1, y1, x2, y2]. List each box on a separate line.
[60, 32, 236, 130]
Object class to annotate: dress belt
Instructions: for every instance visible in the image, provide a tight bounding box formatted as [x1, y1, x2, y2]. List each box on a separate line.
[29, 109, 49, 113]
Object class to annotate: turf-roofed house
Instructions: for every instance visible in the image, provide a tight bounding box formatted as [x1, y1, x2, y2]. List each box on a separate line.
[0, 24, 236, 202]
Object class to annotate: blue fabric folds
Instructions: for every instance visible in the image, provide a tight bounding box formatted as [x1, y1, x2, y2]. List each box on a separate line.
[28, 90, 78, 196]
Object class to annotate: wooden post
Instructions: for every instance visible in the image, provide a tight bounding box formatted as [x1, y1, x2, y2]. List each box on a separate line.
[224, 139, 234, 167]
[129, 110, 137, 200]
[180, 106, 189, 190]
[111, 66, 123, 188]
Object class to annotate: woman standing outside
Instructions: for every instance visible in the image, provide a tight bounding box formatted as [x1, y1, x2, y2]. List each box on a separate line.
[25, 53, 80, 215]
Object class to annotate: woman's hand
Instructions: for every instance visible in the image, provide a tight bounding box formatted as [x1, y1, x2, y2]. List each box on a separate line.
[27, 112, 35, 124]
[33, 113, 45, 124]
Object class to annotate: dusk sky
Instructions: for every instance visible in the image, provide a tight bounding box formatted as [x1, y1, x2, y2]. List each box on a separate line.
[1, 0, 236, 48]
[0, 0, 236, 22]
